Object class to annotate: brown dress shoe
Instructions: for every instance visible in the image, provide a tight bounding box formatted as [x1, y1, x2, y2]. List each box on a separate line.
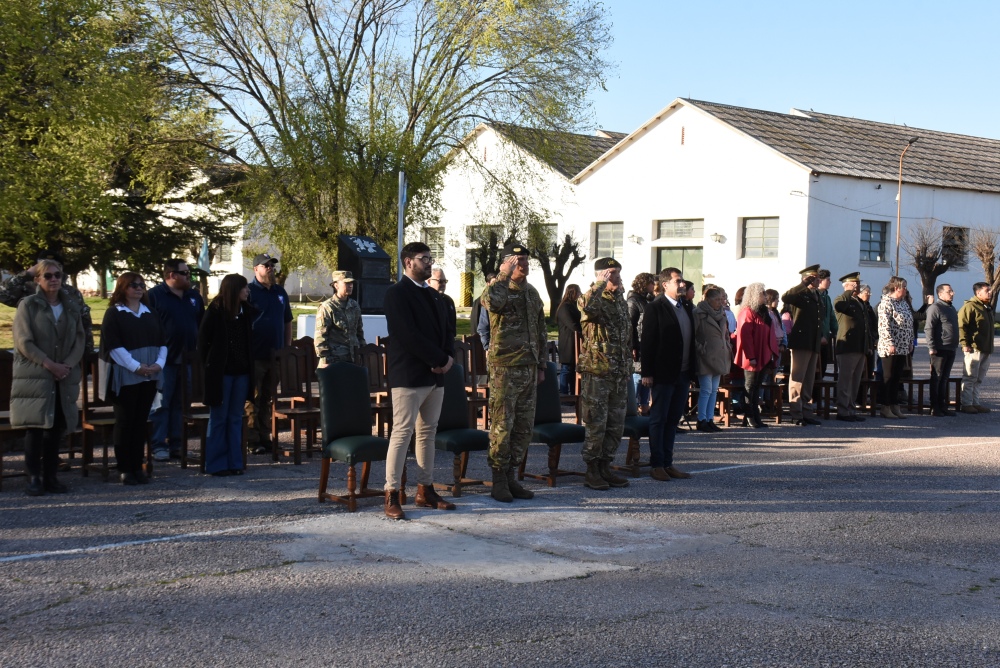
[414, 484, 456, 510]
[665, 466, 691, 479]
[650, 467, 671, 481]
[975, 405, 991, 413]
[384, 490, 406, 520]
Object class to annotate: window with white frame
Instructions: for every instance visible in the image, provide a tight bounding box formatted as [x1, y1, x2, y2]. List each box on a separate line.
[594, 222, 623, 258]
[942, 226, 968, 268]
[423, 227, 445, 262]
[218, 243, 233, 262]
[656, 219, 704, 239]
[465, 224, 503, 245]
[741, 217, 779, 258]
[860, 220, 888, 262]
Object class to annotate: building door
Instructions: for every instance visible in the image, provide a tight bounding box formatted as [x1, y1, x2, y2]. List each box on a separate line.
[656, 247, 703, 297]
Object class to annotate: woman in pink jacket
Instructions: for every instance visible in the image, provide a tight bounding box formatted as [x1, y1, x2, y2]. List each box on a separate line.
[734, 283, 780, 428]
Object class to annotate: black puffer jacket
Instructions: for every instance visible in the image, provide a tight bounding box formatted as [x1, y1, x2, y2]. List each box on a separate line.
[627, 290, 653, 372]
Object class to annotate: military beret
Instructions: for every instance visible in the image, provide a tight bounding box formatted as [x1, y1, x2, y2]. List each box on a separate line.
[502, 240, 529, 257]
[839, 272, 861, 283]
[594, 257, 620, 271]
[799, 264, 820, 277]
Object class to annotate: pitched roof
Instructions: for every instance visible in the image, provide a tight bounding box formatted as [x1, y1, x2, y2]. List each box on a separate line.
[685, 99, 1000, 193]
[489, 123, 623, 179]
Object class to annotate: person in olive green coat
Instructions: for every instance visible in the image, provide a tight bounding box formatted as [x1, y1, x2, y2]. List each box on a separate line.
[957, 282, 995, 411]
[833, 272, 870, 422]
[781, 265, 824, 425]
[10, 260, 86, 495]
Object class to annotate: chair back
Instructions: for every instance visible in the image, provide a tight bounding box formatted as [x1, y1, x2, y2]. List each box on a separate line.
[534, 361, 562, 426]
[317, 363, 375, 441]
[626, 375, 638, 418]
[354, 343, 388, 395]
[464, 334, 487, 377]
[438, 364, 470, 432]
[181, 351, 208, 408]
[291, 336, 318, 381]
[452, 339, 477, 390]
[544, 340, 560, 365]
[273, 346, 314, 404]
[80, 355, 113, 413]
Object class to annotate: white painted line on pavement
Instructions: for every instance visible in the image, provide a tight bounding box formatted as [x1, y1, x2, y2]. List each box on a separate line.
[691, 439, 1000, 474]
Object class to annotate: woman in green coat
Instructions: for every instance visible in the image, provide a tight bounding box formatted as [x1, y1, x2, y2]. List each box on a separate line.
[10, 259, 85, 496]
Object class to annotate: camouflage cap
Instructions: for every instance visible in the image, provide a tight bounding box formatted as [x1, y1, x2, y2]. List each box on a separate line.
[331, 270, 355, 283]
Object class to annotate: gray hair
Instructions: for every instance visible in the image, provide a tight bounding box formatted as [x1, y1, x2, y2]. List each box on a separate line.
[741, 282, 767, 312]
[859, 284, 871, 294]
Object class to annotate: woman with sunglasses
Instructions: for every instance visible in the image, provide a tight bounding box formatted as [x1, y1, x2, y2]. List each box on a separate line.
[100, 273, 166, 485]
[10, 259, 86, 495]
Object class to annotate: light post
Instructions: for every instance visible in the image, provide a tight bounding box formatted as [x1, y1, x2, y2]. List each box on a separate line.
[894, 136, 919, 273]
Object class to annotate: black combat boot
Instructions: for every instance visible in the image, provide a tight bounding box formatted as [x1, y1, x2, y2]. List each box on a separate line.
[491, 468, 513, 502]
[598, 461, 629, 488]
[505, 467, 534, 499]
[584, 461, 610, 490]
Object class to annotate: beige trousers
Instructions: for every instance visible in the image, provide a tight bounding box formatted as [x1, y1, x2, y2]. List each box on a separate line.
[384, 385, 444, 491]
[788, 348, 819, 419]
[836, 352, 867, 417]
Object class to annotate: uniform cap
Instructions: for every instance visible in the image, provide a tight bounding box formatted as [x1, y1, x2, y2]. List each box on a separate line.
[839, 272, 861, 283]
[331, 270, 355, 283]
[253, 253, 278, 267]
[594, 257, 620, 271]
[799, 264, 820, 277]
[502, 241, 529, 257]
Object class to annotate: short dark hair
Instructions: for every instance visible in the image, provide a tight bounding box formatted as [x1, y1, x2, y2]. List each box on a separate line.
[163, 258, 188, 278]
[658, 267, 682, 283]
[765, 288, 780, 304]
[400, 242, 430, 264]
[817, 269, 831, 280]
[885, 276, 906, 294]
[704, 287, 724, 301]
[973, 282, 991, 295]
[631, 272, 656, 293]
[485, 271, 497, 282]
[936, 284, 951, 297]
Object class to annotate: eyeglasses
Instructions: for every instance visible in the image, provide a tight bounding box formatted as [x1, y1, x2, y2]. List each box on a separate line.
[43, 272, 62, 280]
[414, 255, 434, 264]
[430, 278, 448, 284]
[128, 282, 146, 290]
[173, 270, 190, 276]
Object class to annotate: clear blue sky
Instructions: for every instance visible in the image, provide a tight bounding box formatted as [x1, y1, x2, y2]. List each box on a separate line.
[591, 1, 1000, 139]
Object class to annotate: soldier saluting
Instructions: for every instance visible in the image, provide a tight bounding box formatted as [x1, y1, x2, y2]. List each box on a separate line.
[578, 257, 631, 490]
[782, 264, 824, 425]
[483, 241, 546, 503]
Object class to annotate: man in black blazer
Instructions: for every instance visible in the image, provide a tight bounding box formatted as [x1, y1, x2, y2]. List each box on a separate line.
[382, 242, 457, 520]
[639, 267, 696, 482]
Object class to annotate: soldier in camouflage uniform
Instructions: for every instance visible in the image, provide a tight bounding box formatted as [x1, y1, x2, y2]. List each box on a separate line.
[0, 249, 93, 354]
[314, 270, 365, 366]
[578, 257, 631, 490]
[483, 241, 546, 503]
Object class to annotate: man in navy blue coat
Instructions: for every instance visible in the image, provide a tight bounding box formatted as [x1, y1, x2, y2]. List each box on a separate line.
[381, 242, 457, 520]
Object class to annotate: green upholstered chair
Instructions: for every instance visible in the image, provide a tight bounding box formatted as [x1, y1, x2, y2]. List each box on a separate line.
[518, 361, 586, 487]
[317, 362, 390, 511]
[434, 364, 490, 496]
[616, 377, 650, 477]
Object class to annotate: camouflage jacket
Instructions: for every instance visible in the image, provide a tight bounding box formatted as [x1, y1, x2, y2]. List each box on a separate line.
[483, 277, 546, 369]
[315, 296, 365, 365]
[578, 282, 631, 377]
[0, 272, 94, 354]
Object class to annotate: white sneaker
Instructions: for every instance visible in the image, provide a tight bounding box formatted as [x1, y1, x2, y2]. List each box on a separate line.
[152, 448, 170, 462]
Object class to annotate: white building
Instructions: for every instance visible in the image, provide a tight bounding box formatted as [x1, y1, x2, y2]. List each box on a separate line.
[431, 98, 1000, 308]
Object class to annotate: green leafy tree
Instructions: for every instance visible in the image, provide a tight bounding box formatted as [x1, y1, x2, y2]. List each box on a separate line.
[153, 0, 611, 270]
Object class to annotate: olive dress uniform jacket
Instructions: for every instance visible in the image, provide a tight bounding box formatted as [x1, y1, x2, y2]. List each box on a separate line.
[833, 290, 872, 355]
[781, 283, 823, 353]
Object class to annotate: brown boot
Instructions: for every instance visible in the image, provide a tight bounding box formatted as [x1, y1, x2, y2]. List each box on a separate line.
[506, 467, 534, 499]
[584, 461, 610, 490]
[491, 468, 513, 503]
[598, 461, 629, 488]
[384, 490, 405, 520]
[890, 404, 906, 419]
[414, 484, 456, 510]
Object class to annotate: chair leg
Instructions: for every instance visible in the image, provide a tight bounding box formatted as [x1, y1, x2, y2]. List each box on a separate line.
[292, 418, 302, 465]
[547, 444, 561, 487]
[518, 450, 528, 480]
[399, 464, 407, 505]
[181, 422, 189, 470]
[346, 464, 357, 512]
[628, 437, 640, 477]
[319, 458, 331, 502]
[360, 460, 372, 493]
[452, 453, 463, 497]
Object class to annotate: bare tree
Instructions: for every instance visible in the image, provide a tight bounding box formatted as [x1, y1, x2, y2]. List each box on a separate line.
[970, 228, 1000, 310]
[902, 219, 964, 300]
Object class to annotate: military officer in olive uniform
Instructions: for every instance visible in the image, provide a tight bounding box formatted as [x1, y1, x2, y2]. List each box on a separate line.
[782, 265, 824, 425]
[833, 272, 871, 422]
[483, 241, 546, 503]
[315, 270, 366, 366]
[578, 257, 631, 490]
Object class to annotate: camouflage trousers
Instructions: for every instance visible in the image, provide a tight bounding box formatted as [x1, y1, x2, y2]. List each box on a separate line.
[580, 371, 628, 463]
[488, 365, 538, 470]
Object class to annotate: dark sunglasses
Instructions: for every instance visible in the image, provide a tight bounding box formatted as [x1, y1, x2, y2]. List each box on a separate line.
[128, 282, 146, 289]
[43, 272, 62, 280]
[173, 270, 190, 276]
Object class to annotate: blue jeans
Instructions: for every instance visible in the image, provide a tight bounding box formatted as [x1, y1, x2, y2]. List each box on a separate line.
[697, 374, 721, 421]
[559, 364, 575, 395]
[206, 374, 249, 474]
[633, 373, 650, 410]
[151, 364, 188, 455]
[648, 373, 691, 468]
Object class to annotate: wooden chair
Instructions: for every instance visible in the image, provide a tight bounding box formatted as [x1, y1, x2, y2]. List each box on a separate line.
[547, 339, 583, 424]
[617, 378, 650, 477]
[0, 350, 25, 491]
[270, 346, 322, 465]
[518, 361, 586, 487]
[291, 336, 318, 381]
[317, 362, 390, 511]
[180, 351, 211, 472]
[461, 334, 489, 400]
[434, 364, 491, 496]
[355, 343, 392, 438]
